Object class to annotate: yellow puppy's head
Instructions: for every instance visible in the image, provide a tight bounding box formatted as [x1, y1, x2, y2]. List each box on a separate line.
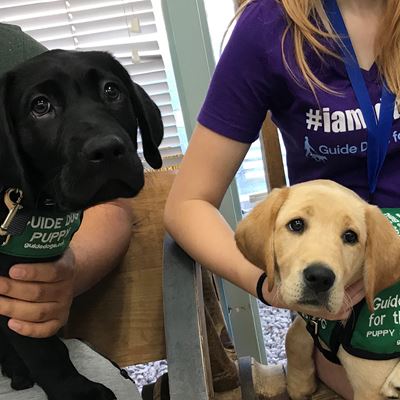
[235, 180, 400, 313]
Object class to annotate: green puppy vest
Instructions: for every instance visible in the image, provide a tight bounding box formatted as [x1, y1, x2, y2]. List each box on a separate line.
[306, 208, 400, 361]
[0, 209, 81, 259]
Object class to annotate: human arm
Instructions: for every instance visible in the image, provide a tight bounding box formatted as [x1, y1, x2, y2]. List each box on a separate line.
[164, 124, 364, 319]
[165, 124, 261, 296]
[0, 198, 132, 338]
[69, 198, 133, 296]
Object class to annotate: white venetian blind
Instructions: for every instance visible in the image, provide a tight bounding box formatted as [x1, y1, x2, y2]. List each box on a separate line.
[0, 0, 184, 164]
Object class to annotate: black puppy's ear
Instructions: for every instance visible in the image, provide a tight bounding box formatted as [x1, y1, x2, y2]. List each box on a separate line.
[0, 74, 33, 205]
[132, 83, 164, 169]
[108, 54, 164, 169]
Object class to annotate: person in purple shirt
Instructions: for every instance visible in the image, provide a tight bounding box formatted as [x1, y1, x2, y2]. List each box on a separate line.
[164, 0, 400, 398]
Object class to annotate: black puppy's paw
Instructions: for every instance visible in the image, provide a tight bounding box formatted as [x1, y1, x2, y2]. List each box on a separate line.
[75, 381, 116, 400]
[9, 374, 35, 391]
[46, 376, 116, 400]
[1, 354, 34, 390]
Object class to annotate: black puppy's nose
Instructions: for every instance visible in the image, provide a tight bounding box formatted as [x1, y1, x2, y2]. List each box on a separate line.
[303, 264, 335, 293]
[83, 135, 126, 163]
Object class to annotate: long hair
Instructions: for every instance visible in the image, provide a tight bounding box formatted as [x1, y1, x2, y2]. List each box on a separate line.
[234, 0, 400, 96]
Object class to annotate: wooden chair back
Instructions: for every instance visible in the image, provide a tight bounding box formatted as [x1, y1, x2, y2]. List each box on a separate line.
[63, 167, 178, 367]
[260, 112, 287, 190]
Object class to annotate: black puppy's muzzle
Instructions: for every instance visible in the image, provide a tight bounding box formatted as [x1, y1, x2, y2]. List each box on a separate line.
[82, 135, 126, 165]
[56, 123, 144, 211]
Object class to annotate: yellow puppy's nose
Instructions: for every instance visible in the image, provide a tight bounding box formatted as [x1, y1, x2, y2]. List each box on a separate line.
[303, 263, 336, 293]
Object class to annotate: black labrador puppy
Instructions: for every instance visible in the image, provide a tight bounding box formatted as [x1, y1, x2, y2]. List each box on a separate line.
[0, 49, 163, 399]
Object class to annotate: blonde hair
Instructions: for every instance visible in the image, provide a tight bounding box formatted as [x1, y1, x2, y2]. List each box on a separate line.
[234, 0, 400, 97]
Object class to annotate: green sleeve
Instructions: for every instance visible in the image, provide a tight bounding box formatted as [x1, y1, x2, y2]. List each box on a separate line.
[0, 23, 47, 76]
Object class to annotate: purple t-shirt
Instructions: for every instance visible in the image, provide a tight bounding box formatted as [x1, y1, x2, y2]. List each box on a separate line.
[198, 0, 400, 207]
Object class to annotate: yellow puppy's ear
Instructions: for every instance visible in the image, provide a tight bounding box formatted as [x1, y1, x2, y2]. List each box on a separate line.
[235, 187, 289, 291]
[364, 206, 400, 310]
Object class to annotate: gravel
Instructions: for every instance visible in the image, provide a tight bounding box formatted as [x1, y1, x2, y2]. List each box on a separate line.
[125, 360, 168, 392]
[257, 301, 292, 365]
[125, 303, 292, 392]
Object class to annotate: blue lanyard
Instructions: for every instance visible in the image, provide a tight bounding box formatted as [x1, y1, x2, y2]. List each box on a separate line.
[325, 0, 396, 196]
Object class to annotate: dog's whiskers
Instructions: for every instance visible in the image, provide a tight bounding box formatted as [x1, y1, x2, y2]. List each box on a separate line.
[342, 291, 356, 321]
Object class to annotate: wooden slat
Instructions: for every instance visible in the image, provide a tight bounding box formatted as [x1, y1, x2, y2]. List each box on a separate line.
[260, 113, 286, 190]
[63, 167, 178, 367]
[312, 384, 343, 400]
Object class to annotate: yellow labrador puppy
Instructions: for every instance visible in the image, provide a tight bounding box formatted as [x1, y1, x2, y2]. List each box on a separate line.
[235, 180, 400, 400]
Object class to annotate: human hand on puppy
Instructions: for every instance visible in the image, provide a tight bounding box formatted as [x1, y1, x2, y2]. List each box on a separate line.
[0, 248, 76, 338]
[326, 279, 365, 321]
[262, 279, 365, 321]
[0, 199, 133, 339]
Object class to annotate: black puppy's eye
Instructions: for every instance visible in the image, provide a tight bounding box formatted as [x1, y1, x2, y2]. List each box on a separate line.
[31, 96, 52, 116]
[343, 230, 358, 245]
[104, 82, 121, 101]
[287, 218, 305, 233]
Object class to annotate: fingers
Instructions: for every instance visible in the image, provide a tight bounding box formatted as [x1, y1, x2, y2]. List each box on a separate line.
[0, 250, 76, 339]
[345, 279, 365, 301]
[0, 283, 72, 338]
[9, 250, 75, 283]
[8, 319, 65, 338]
[324, 309, 351, 321]
[0, 277, 68, 303]
[0, 296, 66, 322]
[1, 295, 69, 338]
[347, 286, 365, 307]
[319, 283, 366, 321]
[262, 284, 285, 308]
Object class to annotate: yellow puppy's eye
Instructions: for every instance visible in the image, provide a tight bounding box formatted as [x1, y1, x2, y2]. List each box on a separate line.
[287, 218, 305, 233]
[342, 230, 358, 244]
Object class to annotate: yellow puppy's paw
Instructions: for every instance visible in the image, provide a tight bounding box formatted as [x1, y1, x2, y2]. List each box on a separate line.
[287, 379, 317, 400]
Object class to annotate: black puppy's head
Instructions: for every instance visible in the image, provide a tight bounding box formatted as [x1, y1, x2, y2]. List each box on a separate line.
[0, 49, 163, 210]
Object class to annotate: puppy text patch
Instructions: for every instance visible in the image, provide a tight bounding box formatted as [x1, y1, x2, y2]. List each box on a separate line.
[0, 210, 81, 259]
